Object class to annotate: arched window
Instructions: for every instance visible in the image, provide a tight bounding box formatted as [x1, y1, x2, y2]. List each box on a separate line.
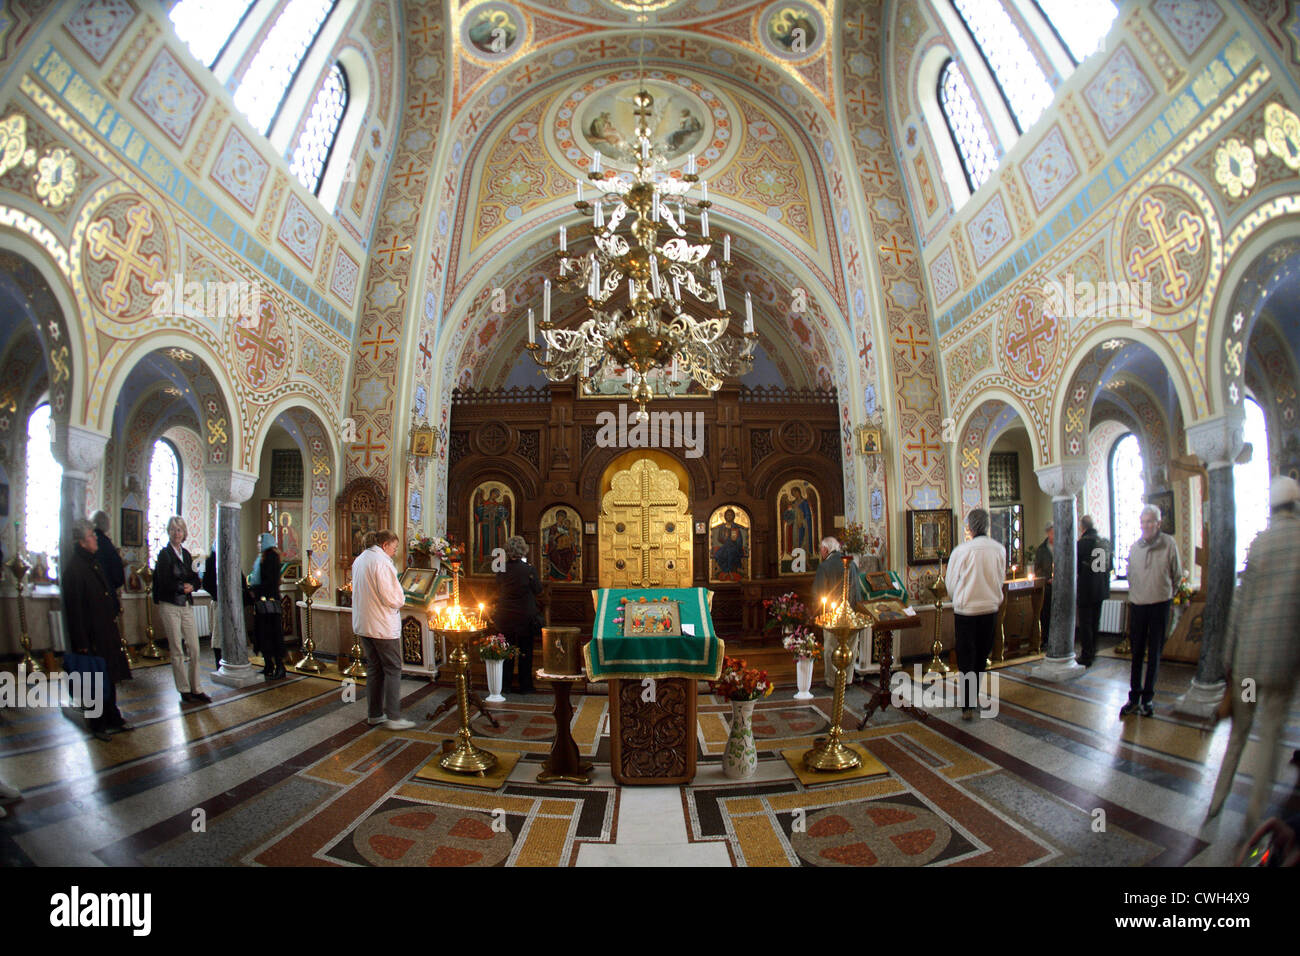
[290, 63, 348, 194]
[1235, 396, 1271, 573]
[952, 0, 1054, 132]
[1109, 433, 1145, 579]
[1032, 0, 1118, 66]
[147, 439, 182, 559]
[168, 0, 256, 68]
[233, 0, 337, 135]
[24, 403, 62, 571]
[939, 59, 998, 193]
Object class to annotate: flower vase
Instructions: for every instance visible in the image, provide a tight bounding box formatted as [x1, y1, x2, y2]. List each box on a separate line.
[794, 657, 814, 700]
[723, 699, 758, 779]
[485, 658, 505, 702]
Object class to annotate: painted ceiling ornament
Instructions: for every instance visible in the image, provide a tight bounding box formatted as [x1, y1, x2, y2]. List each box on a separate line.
[166, 347, 194, 363]
[0, 113, 29, 177]
[34, 147, 77, 207]
[460, 2, 527, 60]
[1213, 137, 1256, 199]
[1263, 102, 1300, 171]
[1232, 310, 1245, 333]
[759, 1, 825, 61]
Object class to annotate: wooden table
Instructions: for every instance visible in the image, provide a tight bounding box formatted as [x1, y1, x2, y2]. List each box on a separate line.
[994, 579, 1044, 662]
[536, 672, 593, 784]
[858, 612, 926, 728]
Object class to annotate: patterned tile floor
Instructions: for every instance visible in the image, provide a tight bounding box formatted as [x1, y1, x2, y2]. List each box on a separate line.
[1, 644, 1296, 867]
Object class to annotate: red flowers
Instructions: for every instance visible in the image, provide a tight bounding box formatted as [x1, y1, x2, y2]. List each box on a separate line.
[710, 656, 774, 701]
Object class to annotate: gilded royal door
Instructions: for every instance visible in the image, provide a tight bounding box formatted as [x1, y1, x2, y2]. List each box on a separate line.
[598, 457, 693, 588]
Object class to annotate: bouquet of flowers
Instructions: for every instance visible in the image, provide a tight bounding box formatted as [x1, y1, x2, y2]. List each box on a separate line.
[408, 534, 453, 561]
[1172, 574, 1194, 606]
[709, 656, 775, 701]
[762, 591, 807, 633]
[476, 633, 518, 661]
[841, 521, 867, 556]
[782, 625, 821, 661]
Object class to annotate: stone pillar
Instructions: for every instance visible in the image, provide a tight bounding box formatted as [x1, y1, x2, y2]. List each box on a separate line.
[51, 423, 109, 565]
[1031, 462, 1087, 682]
[205, 467, 259, 688]
[1176, 414, 1244, 717]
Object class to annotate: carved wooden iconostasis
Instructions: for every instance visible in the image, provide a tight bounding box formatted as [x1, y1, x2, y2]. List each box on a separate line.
[446, 384, 844, 635]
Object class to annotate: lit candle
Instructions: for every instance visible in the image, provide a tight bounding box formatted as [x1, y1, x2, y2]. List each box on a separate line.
[744, 292, 753, 333]
[528, 307, 535, 342]
[559, 226, 567, 251]
[543, 279, 551, 325]
[478, 603, 484, 625]
[593, 151, 602, 174]
[723, 233, 731, 264]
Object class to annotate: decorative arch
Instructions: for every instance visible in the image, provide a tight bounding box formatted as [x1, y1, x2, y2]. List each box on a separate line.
[954, 391, 1042, 527]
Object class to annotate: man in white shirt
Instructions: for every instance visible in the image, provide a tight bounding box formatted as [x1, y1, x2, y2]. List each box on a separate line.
[351, 530, 414, 730]
[945, 508, 1006, 720]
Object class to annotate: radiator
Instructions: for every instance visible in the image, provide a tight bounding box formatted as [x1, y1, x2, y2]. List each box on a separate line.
[192, 602, 212, 637]
[1099, 599, 1126, 635]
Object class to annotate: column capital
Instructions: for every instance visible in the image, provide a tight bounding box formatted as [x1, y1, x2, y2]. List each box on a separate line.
[1187, 411, 1245, 469]
[1035, 460, 1087, 499]
[204, 467, 258, 505]
[51, 422, 109, 477]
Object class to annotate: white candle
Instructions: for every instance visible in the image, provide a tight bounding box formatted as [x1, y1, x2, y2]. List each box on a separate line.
[544, 279, 551, 324]
[628, 277, 636, 302]
[593, 151, 602, 174]
[652, 191, 660, 222]
[701, 209, 710, 237]
[687, 153, 695, 176]
[672, 275, 681, 301]
[744, 292, 753, 333]
[723, 233, 731, 263]
[649, 255, 661, 297]
[641, 138, 649, 160]
[670, 354, 678, 381]
[594, 200, 603, 228]
[576, 178, 583, 204]
[713, 267, 726, 311]
[559, 226, 567, 251]
[528, 307, 535, 342]
[701, 180, 708, 203]
[559, 258, 568, 277]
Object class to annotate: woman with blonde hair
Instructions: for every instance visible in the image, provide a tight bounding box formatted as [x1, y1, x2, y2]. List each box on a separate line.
[153, 516, 210, 704]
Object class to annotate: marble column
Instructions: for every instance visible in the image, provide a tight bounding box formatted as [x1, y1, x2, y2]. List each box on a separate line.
[1176, 414, 1244, 717]
[51, 423, 109, 566]
[204, 467, 260, 688]
[1031, 462, 1088, 682]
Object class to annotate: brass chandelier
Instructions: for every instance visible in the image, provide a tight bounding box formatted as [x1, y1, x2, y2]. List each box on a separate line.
[525, 77, 757, 422]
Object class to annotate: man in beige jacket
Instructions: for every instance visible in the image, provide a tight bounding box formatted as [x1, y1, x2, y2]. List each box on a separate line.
[351, 530, 414, 730]
[1121, 505, 1181, 718]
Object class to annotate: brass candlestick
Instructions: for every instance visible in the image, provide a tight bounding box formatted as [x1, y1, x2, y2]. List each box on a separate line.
[135, 563, 164, 659]
[341, 547, 367, 678]
[6, 541, 41, 674]
[432, 554, 497, 774]
[925, 557, 950, 677]
[295, 550, 324, 673]
[804, 554, 869, 772]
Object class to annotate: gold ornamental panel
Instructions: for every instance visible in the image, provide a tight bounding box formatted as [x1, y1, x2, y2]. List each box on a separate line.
[599, 457, 692, 589]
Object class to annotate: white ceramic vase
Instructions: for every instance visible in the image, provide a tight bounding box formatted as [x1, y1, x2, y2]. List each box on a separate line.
[723, 699, 758, 779]
[794, 657, 814, 700]
[485, 658, 505, 702]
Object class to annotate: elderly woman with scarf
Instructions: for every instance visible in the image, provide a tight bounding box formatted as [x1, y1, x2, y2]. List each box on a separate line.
[248, 532, 286, 680]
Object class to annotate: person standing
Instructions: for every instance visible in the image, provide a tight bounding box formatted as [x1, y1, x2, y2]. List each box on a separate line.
[812, 536, 865, 689]
[1121, 505, 1181, 718]
[1207, 477, 1300, 832]
[90, 511, 126, 618]
[495, 535, 541, 694]
[153, 516, 210, 704]
[249, 532, 285, 680]
[945, 509, 1006, 720]
[351, 530, 413, 729]
[1075, 515, 1112, 667]
[62, 519, 133, 740]
[1033, 522, 1054, 651]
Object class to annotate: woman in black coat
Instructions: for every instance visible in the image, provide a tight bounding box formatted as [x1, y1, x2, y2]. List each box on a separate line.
[249, 533, 285, 679]
[62, 519, 132, 739]
[494, 535, 541, 694]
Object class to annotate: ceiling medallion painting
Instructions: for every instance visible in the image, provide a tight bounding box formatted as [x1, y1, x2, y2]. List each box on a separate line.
[460, 2, 527, 61]
[759, 1, 825, 61]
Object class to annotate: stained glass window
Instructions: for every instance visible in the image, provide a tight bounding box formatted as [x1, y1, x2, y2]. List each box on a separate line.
[168, 0, 255, 68]
[233, 0, 337, 135]
[147, 439, 182, 560]
[24, 404, 61, 573]
[1235, 397, 1271, 574]
[939, 59, 998, 193]
[290, 63, 348, 194]
[1033, 0, 1118, 65]
[1109, 433, 1145, 579]
[952, 0, 1054, 132]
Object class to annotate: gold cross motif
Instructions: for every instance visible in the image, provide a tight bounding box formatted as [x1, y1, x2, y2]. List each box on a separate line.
[601, 459, 690, 589]
[85, 203, 165, 316]
[1126, 196, 1204, 306]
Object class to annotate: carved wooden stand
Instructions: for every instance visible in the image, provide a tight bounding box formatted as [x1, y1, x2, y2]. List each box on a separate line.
[537, 673, 593, 784]
[858, 617, 927, 729]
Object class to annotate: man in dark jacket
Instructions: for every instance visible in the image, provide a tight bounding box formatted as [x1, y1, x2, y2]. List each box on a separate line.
[1075, 515, 1112, 667]
[62, 518, 132, 741]
[90, 511, 126, 617]
[1033, 523, 1054, 650]
[495, 535, 541, 694]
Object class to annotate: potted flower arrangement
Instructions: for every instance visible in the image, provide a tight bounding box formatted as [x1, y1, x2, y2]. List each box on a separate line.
[408, 533, 452, 571]
[709, 656, 774, 779]
[476, 632, 518, 702]
[783, 626, 821, 700]
[841, 521, 867, 558]
[762, 591, 807, 638]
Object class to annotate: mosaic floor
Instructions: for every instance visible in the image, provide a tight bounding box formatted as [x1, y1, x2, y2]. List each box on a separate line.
[1, 643, 1296, 867]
